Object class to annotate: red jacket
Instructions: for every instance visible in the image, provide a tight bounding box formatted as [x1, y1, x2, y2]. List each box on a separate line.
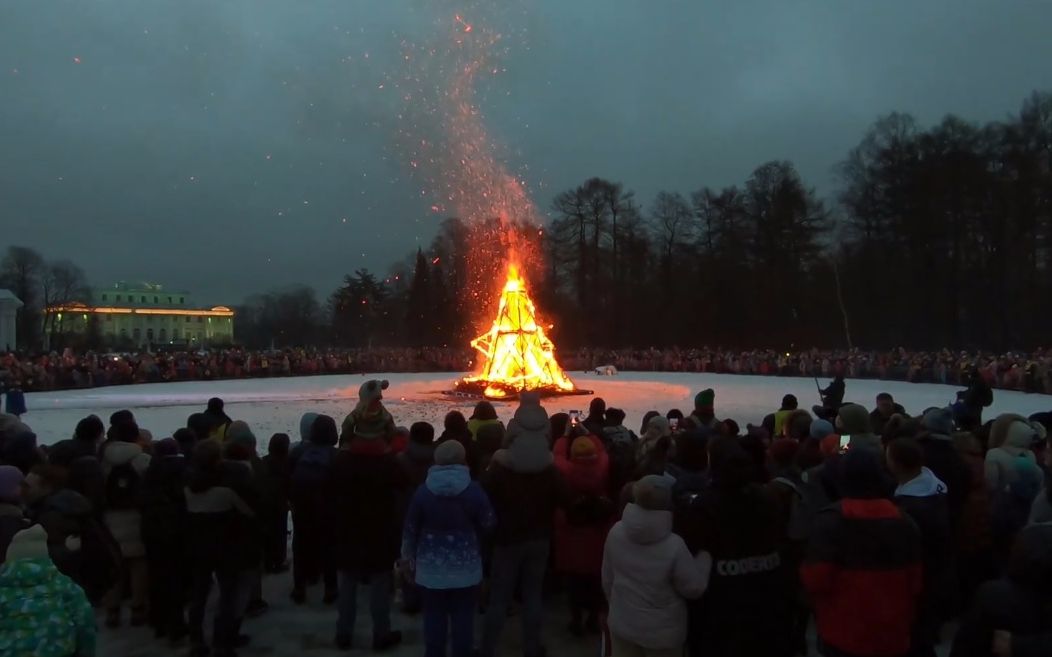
[801, 498, 923, 657]
[552, 434, 610, 576]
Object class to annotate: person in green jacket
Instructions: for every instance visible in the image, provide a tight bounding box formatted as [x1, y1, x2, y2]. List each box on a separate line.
[0, 524, 96, 657]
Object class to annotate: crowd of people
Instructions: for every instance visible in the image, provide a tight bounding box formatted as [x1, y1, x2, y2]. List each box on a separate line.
[3, 345, 1052, 395]
[1, 376, 1052, 657]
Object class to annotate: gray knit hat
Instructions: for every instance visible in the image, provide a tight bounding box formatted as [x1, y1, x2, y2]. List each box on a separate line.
[435, 440, 466, 466]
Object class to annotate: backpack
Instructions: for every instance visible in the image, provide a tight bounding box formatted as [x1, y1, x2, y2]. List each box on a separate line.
[566, 494, 615, 527]
[73, 516, 124, 604]
[291, 443, 332, 491]
[105, 462, 142, 510]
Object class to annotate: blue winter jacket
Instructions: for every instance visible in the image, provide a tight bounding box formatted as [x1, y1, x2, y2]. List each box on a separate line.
[402, 464, 495, 590]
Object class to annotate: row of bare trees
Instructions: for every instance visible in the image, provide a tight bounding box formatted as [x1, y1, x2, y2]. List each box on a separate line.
[0, 246, 92, 350]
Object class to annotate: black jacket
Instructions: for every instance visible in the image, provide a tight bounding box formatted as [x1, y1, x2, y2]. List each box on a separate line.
[895, 479, 954, 647]
[141, 455, 188, 547]
[686, 484, 791, 657]
[951, 523, 1052, 657]
[325, 445, 409, 574]
[483, 461, 567, 546]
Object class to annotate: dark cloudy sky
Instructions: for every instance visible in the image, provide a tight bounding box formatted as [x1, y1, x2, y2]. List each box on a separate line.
[2, 0, 1050, 303]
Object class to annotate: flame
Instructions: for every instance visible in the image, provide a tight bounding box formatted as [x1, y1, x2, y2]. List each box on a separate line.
[461, 264, 576, 399]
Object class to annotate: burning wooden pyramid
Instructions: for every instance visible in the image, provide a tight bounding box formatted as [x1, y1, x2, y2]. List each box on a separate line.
[455, 264, 586, 399]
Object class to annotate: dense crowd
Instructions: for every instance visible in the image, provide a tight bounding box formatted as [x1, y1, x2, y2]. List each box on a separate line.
[1, 376, 1052, 657]
[3, 345, 1052, 394]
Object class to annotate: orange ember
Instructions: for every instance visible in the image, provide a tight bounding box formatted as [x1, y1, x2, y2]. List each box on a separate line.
[459, 264, 576, 399]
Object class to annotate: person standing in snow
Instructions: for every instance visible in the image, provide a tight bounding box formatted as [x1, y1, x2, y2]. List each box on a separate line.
[887, 438, 953, 657]
[288, 413, 338, 604]
[602, 474, 711, 657]
[480, 391, 567, 657]
[402, 440, 495, 657]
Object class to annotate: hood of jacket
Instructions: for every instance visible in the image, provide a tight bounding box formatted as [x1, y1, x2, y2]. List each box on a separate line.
[425, 464, 471, 497]
[493, 434, 553, 474]
[620, 502, 673, 546]
[603, 425, 634, 445]
[299, 412, 319, 443]
[101, 440, 144, 468]
[895, 467, 948, 498]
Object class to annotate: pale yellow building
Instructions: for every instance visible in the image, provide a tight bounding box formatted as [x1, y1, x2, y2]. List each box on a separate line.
[49, 282, 234, 347]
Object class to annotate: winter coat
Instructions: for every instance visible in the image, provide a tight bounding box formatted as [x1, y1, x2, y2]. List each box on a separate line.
[601, 503, 711, 651]
[0, 557, 96, 657]
[917, 433, 972, 524]
[871, 404, 907, 435]
[895, 468, 955, 647]
[28, 490, 94, 581]
[398, 442, 434, 491]
[986, 418, 1039, 492]
[260, 452, 291, 518]
[467, 418, 503, 441]
[552, 434, 611, 576]
[954, 432, 993, 558]
[402, 464, 495, 590]
[139, 455, 187, 549]
[183, 465, 257, 572]
[950, 523, 1052, 657]
[0, 502, 27, 562]
[484, 436, 567, 546]
[326, 442, 409, 574]
[99, 440, 151, 558]
[802, 498, 923, 657]
[688, 483, 792, 657]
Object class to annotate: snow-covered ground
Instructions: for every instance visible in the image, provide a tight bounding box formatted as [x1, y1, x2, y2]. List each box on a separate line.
[22, 371, 1052, 445]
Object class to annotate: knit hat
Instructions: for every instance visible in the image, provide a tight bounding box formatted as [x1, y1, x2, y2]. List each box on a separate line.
[633, 474, 674, 511]
[810, 419, 834, 441]
[5, 524, 49, 561]
[0, 465, 24, 503]
[207, 397, 225, 414]
[154, 438, 180, 458]
[435, 440, 466, 466]
[606, 408, 626, 425]
[347, 380, 393, 440]
[781, 394, 798, 410]
[695, 389, 715, 411]
[838, 447, 888, 499]
[921, 407, 955, 436]
[837, 404, 873, 436]
[410, 422, 435, 446]
[571, 436, 598, 460]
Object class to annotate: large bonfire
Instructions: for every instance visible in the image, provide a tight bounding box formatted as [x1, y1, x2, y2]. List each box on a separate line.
[456, 263, 580, 399]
